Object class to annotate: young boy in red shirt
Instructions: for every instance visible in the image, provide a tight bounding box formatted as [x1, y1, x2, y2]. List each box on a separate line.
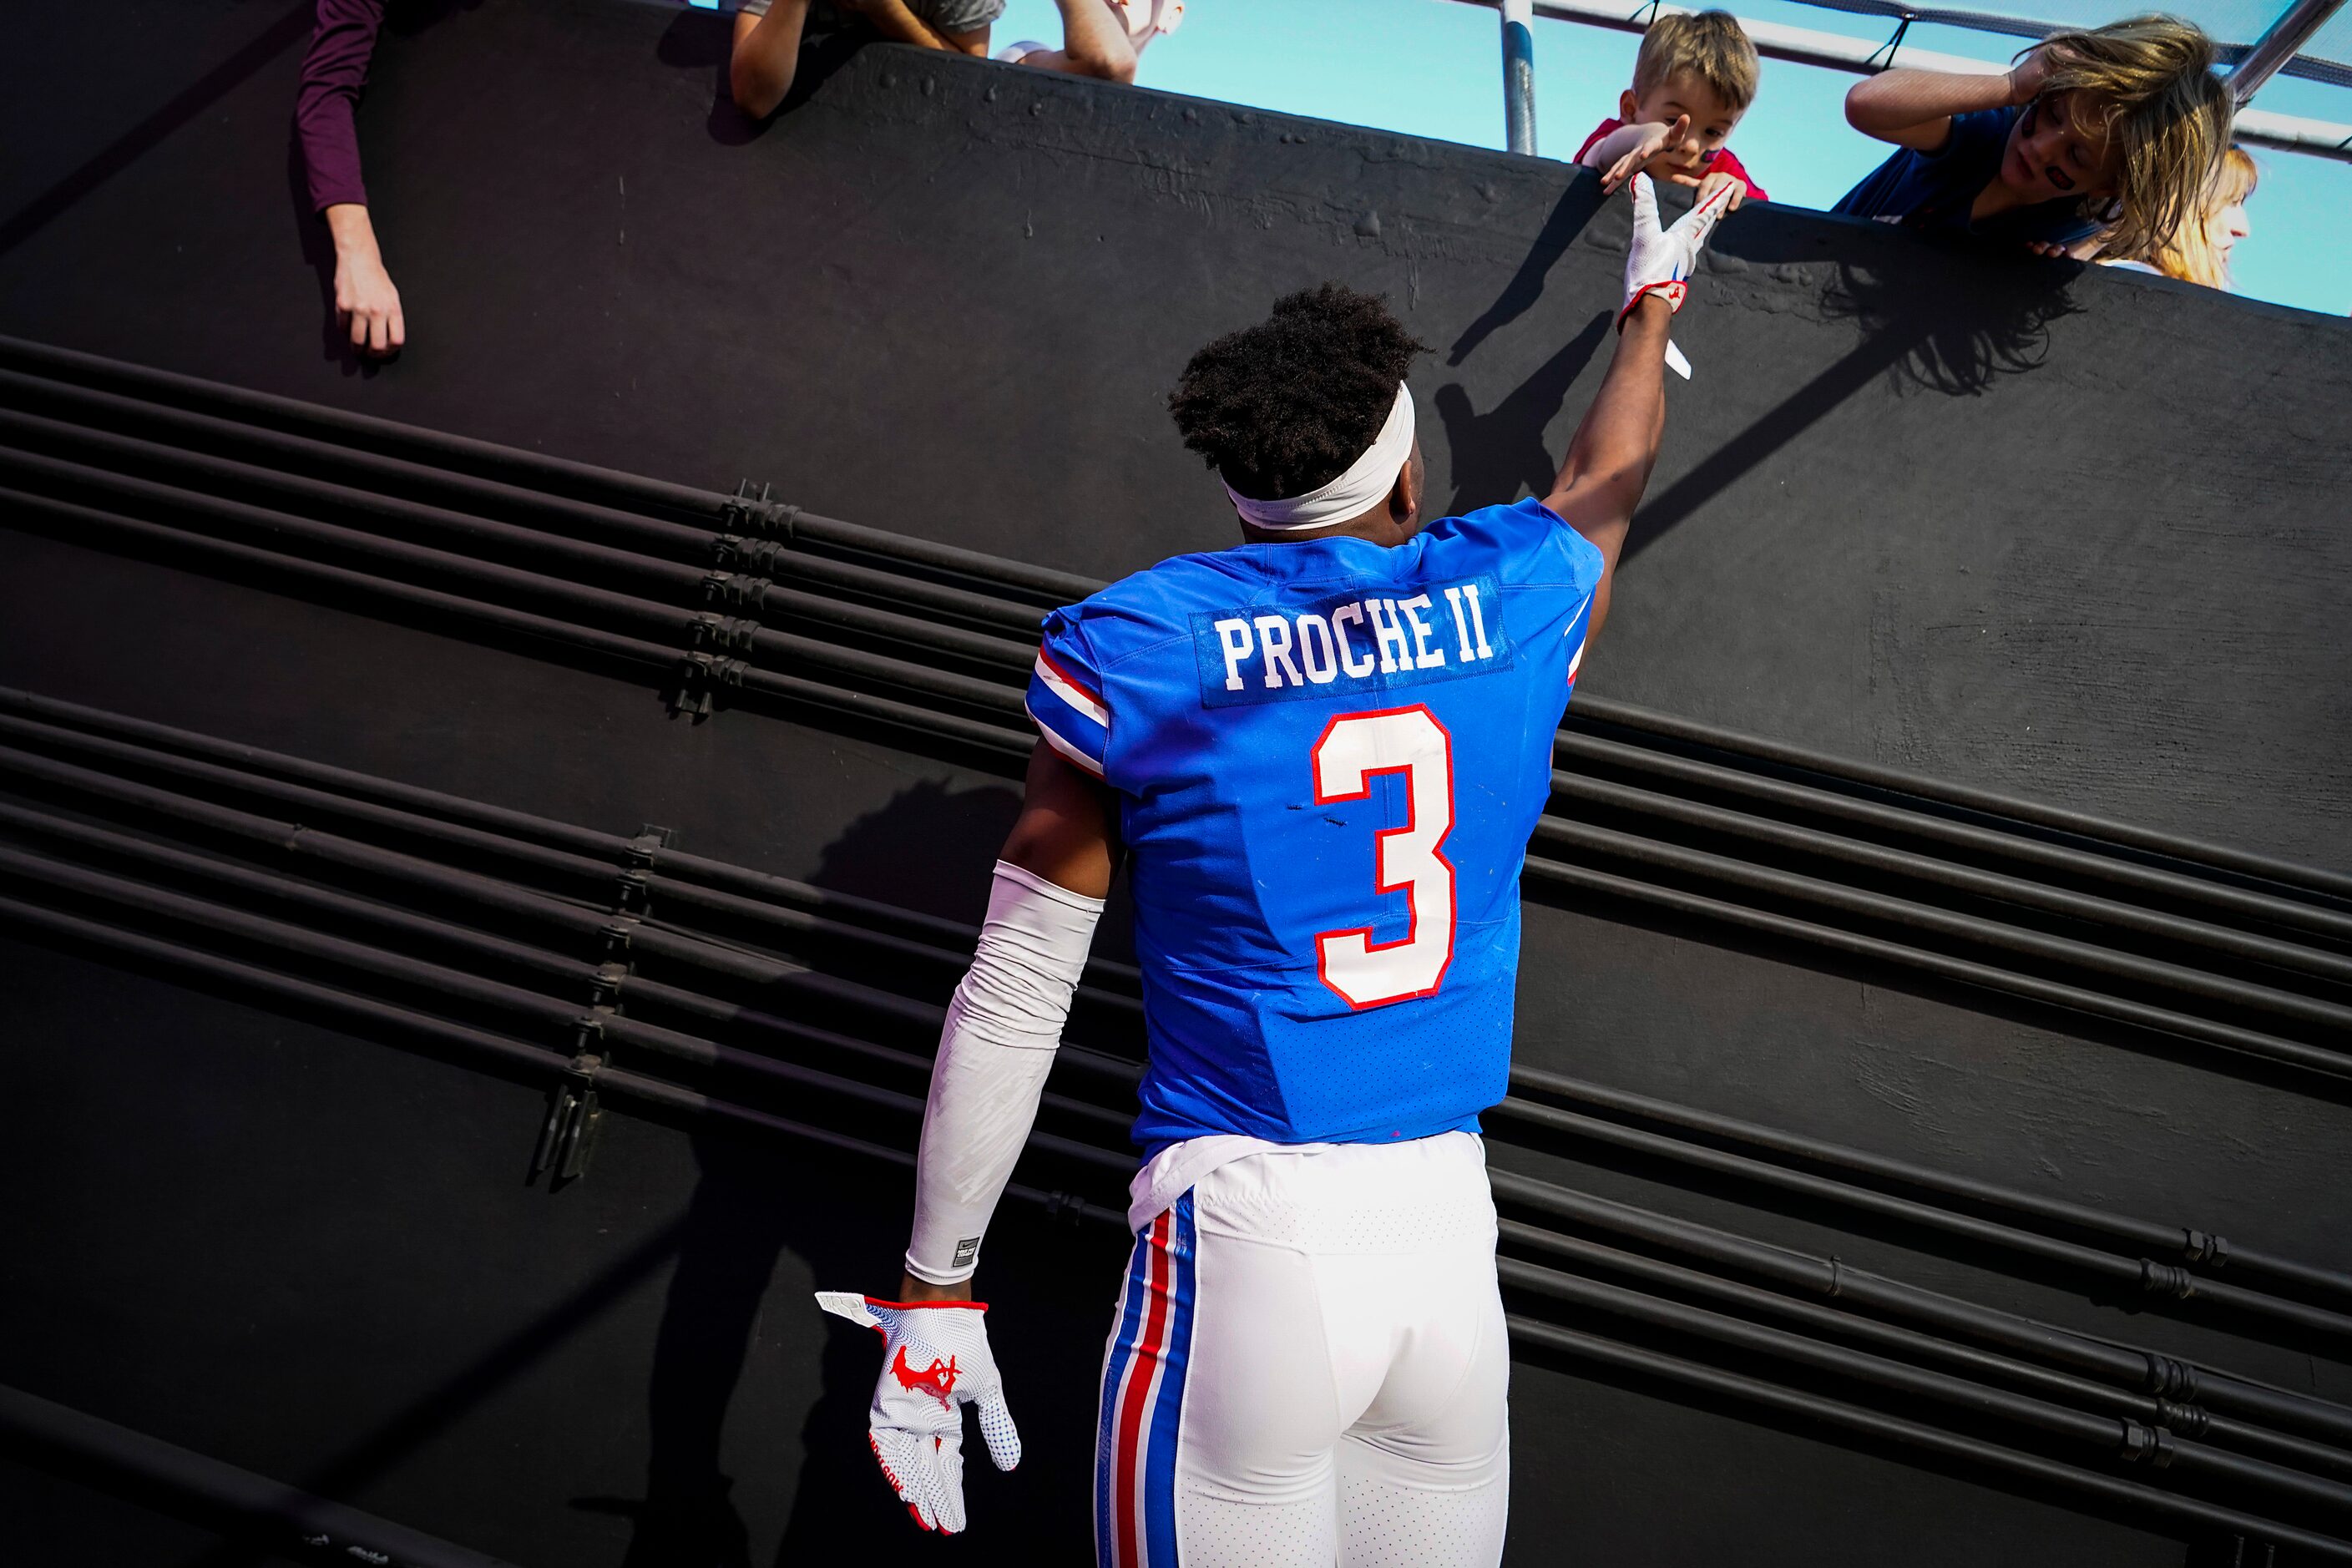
[1576, 11, 1766, 213]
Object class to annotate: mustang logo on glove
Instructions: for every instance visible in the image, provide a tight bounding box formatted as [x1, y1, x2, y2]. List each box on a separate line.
[892, 1345, 960, 1404]
[817, 1291, 1020, 1534]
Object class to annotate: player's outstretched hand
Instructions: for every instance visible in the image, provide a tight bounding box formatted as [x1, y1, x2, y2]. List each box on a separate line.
[816, 1292, 1021, 1534]
[1619, 171, 1737, 329]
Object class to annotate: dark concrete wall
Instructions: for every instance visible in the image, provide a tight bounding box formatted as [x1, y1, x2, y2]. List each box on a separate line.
[7, 0, 2345, 868]
[1, 2, 2347, 1564]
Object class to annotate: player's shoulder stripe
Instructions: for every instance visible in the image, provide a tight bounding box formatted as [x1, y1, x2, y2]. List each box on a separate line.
[1034, 650, 1108, 725]
[1031, 711, 1107, 778]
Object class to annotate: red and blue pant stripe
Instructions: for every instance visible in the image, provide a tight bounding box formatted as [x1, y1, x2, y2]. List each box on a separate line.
[1095, 1192, 1197, 1568]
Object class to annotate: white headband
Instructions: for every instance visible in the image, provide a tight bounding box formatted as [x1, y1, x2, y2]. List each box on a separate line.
[1223, 383, 1414, 533]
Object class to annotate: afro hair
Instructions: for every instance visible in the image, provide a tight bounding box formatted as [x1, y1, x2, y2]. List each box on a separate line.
[1166, 283, 1429, 503]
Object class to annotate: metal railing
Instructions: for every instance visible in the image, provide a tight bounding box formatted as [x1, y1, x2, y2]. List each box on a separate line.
[1460, 0, 2352, 162]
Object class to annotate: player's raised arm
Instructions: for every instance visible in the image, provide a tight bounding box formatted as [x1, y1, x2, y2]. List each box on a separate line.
[1541, 172, 1732, 641]
[815, 739, 1115, 1535]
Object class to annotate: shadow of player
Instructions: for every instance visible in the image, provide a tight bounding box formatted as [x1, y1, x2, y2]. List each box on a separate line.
[605, 776, 1120, 1565]
[1445, 176, 1609, 369]
[1432, 311, 1614, 516]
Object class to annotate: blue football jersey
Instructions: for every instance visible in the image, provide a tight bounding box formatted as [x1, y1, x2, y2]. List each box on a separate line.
[1026, 498, 1601, 1154]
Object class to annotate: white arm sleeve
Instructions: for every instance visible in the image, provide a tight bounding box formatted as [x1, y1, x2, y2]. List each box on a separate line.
[904, 859, 1105, 1285]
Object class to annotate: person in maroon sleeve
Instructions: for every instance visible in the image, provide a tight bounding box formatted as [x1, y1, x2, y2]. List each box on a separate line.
[1576, 11, 1767, 215]
[295, 0, 402, 358]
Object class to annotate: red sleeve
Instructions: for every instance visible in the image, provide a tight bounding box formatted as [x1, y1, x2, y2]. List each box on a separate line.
[1704, 144, 1766, 203]
[1572, 118, 1624, 166]
[295, 0, 387, 213]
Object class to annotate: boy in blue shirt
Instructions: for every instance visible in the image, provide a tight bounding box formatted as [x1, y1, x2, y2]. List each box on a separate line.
[1836, 16, 2232, 260]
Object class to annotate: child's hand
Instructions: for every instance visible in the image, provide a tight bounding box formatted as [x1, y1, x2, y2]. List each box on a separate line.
[1696, 169, 1745, 215]
[2004, 42, 2071, 104]
[1600, 114, 1690, 194]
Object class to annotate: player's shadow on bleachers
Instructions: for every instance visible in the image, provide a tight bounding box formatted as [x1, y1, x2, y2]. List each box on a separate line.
[603, 776, 1126, 1566]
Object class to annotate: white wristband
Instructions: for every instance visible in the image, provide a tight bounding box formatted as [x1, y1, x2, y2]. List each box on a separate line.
[905, 861, 1105, 1284]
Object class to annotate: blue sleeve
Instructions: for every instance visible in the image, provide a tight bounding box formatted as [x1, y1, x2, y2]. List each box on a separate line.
[1935, 108, 2013, 169]
[1832, 108, 2011, 220]
[1026, 605, 1110, 780]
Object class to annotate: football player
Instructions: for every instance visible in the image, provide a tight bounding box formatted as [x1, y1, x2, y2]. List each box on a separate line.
[822, 175, 1732, 1565]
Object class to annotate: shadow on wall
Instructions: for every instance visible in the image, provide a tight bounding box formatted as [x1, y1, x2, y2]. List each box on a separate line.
[1445, 177, 1610, 371]
[1825, 252, 2085, 397]
[155, 774, 1102, 1568]
[0, 2, 316, 264]
[1434, 311, 1613, 517]
[614, 776, 1065, 1565]
[1430, 176, 2081, 548]
[171, 1221, 695, 1568]
[159, 776, 1040, 1568]
[1618, 256, 2079, 564]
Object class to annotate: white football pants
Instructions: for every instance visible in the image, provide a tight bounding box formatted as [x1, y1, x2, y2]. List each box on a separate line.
[1093, 1131, 1510, 1568]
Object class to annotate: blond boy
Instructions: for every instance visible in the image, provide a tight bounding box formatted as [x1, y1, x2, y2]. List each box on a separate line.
[1577, 11, 1768, 212]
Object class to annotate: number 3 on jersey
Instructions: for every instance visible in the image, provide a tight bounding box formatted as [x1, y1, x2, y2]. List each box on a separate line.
[1311, 706, 1457, 1009]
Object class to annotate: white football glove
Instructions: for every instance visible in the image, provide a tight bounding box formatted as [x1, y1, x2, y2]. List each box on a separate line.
[1620, 170, 1737, 344]
[816, 1292, 1021, 1534]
